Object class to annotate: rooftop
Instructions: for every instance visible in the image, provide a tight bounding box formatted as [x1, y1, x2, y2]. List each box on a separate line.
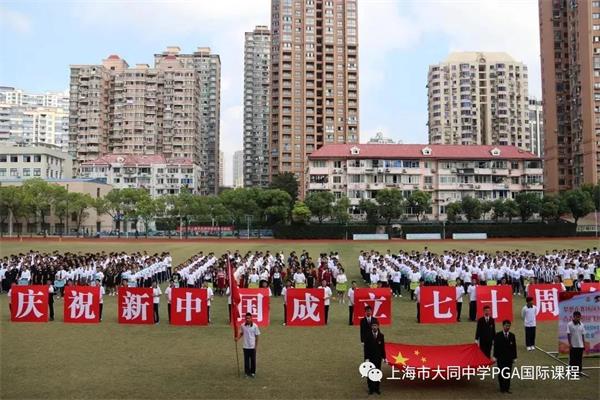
[443, 51, 518, 64]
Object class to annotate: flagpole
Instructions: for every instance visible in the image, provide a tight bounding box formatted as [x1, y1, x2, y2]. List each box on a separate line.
[234, 337, 241, 378]
[229, 258, 241, 378]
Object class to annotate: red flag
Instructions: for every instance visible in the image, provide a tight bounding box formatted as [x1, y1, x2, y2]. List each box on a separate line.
[228, 259, 241, 337]
[386, 343, 493, 379]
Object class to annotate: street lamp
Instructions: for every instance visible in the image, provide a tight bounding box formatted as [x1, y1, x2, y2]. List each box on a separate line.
[245, 214, 252, 240]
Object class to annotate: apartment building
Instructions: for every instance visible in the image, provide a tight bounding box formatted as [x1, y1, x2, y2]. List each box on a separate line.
[243, 25, 271, 188]
[539, 0, 600, 192]
[307, 143, 543, 220]
[0, 142, 73, 181]
[427, 52, 530, 151]
[528, 98, 544, 157]
[79, 154, 200, 197]
[270, 0, 359, 196]
[233, 150, 244, 188]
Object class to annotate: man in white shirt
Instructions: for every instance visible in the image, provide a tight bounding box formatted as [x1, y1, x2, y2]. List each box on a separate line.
[414, 280, 424, 323]
[347, 281, 356, 326]
[521, 296, 537, 351]
[98, 279, 106, 322]
[567, 311, 586, 374]
[236, 312, 260, 378]
[203, 281, 214, 323]
[152, 281, 162, 324]
[320, 280, 332, 324]
[165, 280, 175, 323]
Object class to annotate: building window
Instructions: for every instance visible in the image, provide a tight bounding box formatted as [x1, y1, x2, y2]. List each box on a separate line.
[0, 168, 5, 176]
[33, 168, 41, 176]
[10, 168, 18, 176]
[33, 155, 41, 162]
[10, 156, 18, 162]
[22, 168, 31, 176]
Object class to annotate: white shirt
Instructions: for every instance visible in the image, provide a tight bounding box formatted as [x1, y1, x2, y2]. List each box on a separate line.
[567, 321, 585, 348]
[321, 286, 332, 306]
[521, 305, 537, 327]
[165, 286, 173, 303]
[206, 287, 214, 306]
[455, 286, 465, 302]
[293, 273, 306, 284]
[241, 323, 260, 349]
[468, 285, 477, 301]
[414, 286, 421, 303]
[99, 286, 105, 304]
[348, 287, 355, 306]
[153, 287, 162, 304]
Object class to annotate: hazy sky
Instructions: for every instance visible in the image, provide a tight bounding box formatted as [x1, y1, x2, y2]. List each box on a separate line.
[0, 0, 541, 185]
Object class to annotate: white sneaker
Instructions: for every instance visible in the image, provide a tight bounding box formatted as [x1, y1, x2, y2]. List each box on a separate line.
[399, 295, 403, 298]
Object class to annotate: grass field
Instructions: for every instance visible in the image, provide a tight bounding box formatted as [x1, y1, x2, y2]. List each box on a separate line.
[1, 238, 599, 400]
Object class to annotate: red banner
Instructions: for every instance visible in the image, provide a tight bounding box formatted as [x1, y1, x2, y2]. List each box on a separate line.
[527, 283, 563, 321]
[476, 285, 513, 322]
[64, 286, 100, 323]
[580, 282, 600, 293]
[236, 288, 270, 326]
[171, 288, 208, 326]
[419, 286, 457, 324]
[353, 288, 392, 325]
[118, 287, 154, 324]
[285, 288, 325, 326]
[11, 285, 48, 322]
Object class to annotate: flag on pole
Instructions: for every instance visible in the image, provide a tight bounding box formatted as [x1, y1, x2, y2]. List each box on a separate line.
[228, 258, 241, 338]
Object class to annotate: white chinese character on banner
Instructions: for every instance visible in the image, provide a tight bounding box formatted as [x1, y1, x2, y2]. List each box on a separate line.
[291, 293, 321, 322]
[68, 291, 96, 319]
[122, 291, 150, 320]
[237, 293, 264, 323]
[15, 289, 44, 319]
[176, 292, 202, 322]
[534, 288, 559, 316]
[358, 293, 387, 318]
[480, 289, 509, 319]
[424, 290, 453, 319]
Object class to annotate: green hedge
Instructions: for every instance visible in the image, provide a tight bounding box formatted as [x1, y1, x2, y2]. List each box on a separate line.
[273, 222, 577, 239]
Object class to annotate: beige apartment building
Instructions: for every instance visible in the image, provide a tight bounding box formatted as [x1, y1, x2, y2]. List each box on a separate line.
[308, 143, 543, 221]
[428, 52, 530, 151]
[270, 0, 359, 197]
[0, 142, 73, 181]
[539, 0, 600, 192]
[69, 47, 221, 195]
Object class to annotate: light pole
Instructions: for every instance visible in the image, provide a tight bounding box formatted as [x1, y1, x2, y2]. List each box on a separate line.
[442, 220, 446, 240]
[245, 215, 252, 240]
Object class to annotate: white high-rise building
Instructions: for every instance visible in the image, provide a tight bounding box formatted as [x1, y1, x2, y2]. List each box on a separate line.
[427, 52, 530, 150]
[233, 150, 243, 188]
[528, 98, 543, 158]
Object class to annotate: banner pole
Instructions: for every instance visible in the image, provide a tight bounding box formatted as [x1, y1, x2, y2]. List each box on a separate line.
[234, 337, 241, 378]
[535, 345, 590, 379]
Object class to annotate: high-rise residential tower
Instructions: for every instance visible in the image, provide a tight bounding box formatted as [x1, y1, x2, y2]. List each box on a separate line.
[539, 0, 599, 192]
[427, 52, 530, 150]
[528, 98, 544, 158]
[233, 150, 244, 188]
[270, 0, 359, 197]
[243, 25, 271, 188]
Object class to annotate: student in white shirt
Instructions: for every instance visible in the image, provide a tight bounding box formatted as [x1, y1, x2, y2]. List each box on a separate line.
[203, 281, 214, 323]
[347, 281, 357, 326]
[281, 280, 292, 326]
[319, 280, 332, 324]
[414, 280, 424, 323]
[151, 281, 162, 324]
[468, 278, 478, 321]
[236, 312, 260, 377]
[165, 280, 175, 323]
[521, 296, 537, 351]
[336, 268, 348, 303]
[455, 278, 465, 322]
[567, 311, 586, 373]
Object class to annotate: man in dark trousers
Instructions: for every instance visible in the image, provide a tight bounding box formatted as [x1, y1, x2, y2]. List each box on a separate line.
[360, 305, 379, 360]
[475, 305, 495, 357]
[493, 320, 517, 393]
[364, 321, 386, 395]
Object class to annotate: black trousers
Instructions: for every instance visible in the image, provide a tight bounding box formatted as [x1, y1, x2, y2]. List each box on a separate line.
[480, 341, 492, 358]
[273, 279, 282, 296]
[497, 360, 513, 392]
[228, 304, 231, 323]
[243, 348, 256, 375]
[349, 305, 354, 325]
[456, 302, 462, 321]
[168, 303, 171, 323]
[569, 347, 584, 372]
[207, 306, 210, 322]
[99, 303, 103, 321]
[416, 303, 420, 323]
[469, 301, 476, 321]
[153, 304, 159, 323]
[367, 358, 382, 393]
[49, 301, 54, 320]
[392, 282, 401, 295]
[324, 305, 329, 324]
[284, 305, 287, 324]
[525, 326, 536, 347]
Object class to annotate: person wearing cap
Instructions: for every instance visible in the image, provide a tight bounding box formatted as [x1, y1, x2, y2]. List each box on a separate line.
[236, 312, 260, 378]
[360, 305, 379, 360]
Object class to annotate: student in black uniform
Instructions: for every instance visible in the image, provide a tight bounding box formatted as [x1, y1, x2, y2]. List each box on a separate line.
[493, 320, 517, 393]
[360, 305, 379, 360]
[47, 280, 55, 321]
[475, 305, 495, 357]
[364, 321, 386, 395]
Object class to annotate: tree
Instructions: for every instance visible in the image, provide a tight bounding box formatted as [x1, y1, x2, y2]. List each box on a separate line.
[68, 192, 93, 235]
[563, 189, 595, 224]
[291, 201, 311, 224]
[164, 189, 196, 237]
[491, 199, 506, 222]
[304, 191, 335, 223]
[375, 189, 404, 225]
[480, 200, 493, 221]
[136, 196, 159, 236]
[581, 184, 600, 212]
[515, 192, 542, 222]
[270, 172, 299, 203]
[220, 188, 259, 236]
[255, 189, 292, 227]
[0, 186, 25, 236]
[503, 199, 519, 223]
[446, 201, 462, 223]
[460, 196, 481, 222]
[358, 199, 380, 225]
[407, 190, 431, 222]
[332, 196, 351, 224]
[21, 178, 55, 235]
[540, 195, 563, 223]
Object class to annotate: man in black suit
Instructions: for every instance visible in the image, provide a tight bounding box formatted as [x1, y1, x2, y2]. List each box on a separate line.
[493, 320, 517, 393]
[364, 321, 386, 395]
[475, 305, 495, 357]
[360, 305, 379, 360]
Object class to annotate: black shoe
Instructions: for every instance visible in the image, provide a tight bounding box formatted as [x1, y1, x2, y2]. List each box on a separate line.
[368, 392, 373, 395]
[505, 391, 512, 394]
[376, 390, 381, 395]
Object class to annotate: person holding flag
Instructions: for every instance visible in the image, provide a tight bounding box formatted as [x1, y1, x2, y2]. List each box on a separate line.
[236, 312, 260, 378]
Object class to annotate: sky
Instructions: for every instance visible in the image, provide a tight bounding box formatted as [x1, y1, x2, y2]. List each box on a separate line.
[0, 0, 541, 186]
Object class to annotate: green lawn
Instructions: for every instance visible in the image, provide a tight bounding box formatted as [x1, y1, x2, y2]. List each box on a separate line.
[1, 238, 599, 400]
